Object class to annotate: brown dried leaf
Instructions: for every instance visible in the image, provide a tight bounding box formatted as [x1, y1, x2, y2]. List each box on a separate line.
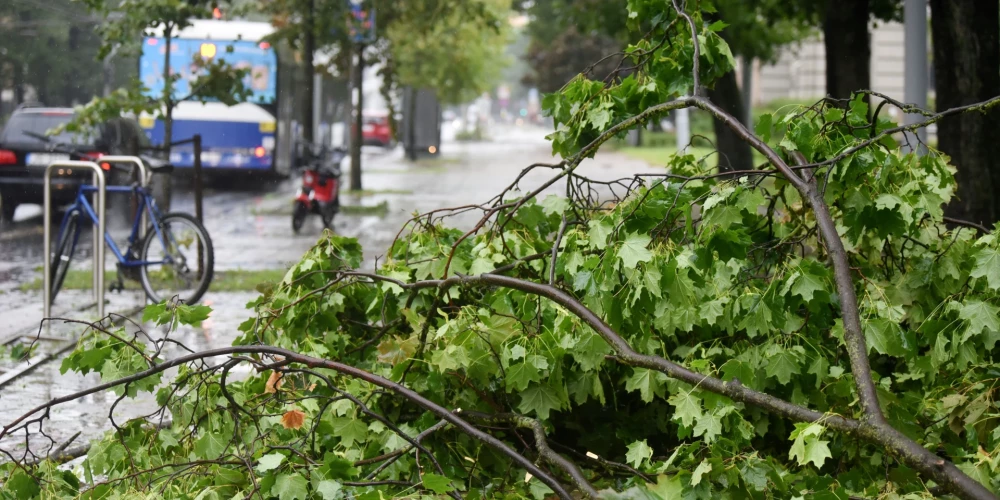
[265, 371, 284, 394]
[376, 336, 420, 366]
[280, 409, 306, 430]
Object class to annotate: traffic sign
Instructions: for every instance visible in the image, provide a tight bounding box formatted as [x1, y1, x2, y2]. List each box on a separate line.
[347, 1, 375, 43]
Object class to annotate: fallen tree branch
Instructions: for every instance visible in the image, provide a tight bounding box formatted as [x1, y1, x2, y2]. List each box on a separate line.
[0, 346, 575, 500]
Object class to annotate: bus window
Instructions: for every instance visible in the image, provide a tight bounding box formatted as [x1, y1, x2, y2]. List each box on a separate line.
[140, 37, 277, 104]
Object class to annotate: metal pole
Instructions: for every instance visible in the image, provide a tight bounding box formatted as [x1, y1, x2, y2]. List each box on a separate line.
[314, 73, 322, 145]
[192, 135, 204, 278]
[44, 162, 106, 319]
[92, 171, 100, 300]
[904, 0, 928, 154]
[43, 167, 52, 320]
[100, 156, 149, 231]
[676, 107, 691, 152]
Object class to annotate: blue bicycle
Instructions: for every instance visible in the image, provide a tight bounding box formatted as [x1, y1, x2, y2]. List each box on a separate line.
[49, 160, 214, 305]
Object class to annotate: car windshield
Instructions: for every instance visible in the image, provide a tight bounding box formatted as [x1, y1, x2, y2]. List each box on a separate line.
[0, 113, 93, 145]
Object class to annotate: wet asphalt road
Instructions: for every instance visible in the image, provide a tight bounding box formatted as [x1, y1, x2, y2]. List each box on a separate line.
[0, 123, 652, 458]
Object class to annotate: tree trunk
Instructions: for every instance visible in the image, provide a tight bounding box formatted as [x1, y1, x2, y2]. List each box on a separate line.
[159, 23, 174, 211]
[708, 70, 753, 173]
[302, 0, 315, 144]
[350, 44, 364, 190]
[931, 0, 1000, 226]
[823, 0, 871, 101]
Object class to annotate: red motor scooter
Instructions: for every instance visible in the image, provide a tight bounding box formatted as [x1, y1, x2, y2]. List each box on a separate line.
[292, 143, 346, 233]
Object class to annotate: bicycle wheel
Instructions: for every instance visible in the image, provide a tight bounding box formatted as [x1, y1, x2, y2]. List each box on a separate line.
[139, 212, 214, 304]
[50, 210, 81, 304]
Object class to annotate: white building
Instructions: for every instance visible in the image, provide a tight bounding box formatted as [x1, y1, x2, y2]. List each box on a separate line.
[742, 21, 911, 110]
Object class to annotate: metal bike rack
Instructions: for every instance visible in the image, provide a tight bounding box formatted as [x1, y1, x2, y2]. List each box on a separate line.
[44, 161, 106, 319]
[99, 155, 150, 230]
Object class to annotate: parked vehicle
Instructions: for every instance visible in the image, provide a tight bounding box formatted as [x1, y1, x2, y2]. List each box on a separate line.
[0, 104, 152, 221]
[292, 142, 346, 233]
[360, 111, 393, 148]
[400, 87, 442, 160]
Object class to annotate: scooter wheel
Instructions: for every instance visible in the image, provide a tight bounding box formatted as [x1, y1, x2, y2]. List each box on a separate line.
[322, 210, 336, 230]
[292, 202, 308, 233]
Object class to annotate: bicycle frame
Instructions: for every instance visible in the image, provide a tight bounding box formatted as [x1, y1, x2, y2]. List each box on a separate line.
[65, 184, 172, 268]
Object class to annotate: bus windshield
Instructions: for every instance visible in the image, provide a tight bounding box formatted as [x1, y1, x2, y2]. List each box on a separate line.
[139, 37, 277, 105]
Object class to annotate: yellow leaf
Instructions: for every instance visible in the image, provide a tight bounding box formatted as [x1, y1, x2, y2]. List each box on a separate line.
[280, 409, 306, 430]
[265, 371, 284, 394]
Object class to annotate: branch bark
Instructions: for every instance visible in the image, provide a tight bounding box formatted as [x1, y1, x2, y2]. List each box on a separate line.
[464, 411, 599, 499]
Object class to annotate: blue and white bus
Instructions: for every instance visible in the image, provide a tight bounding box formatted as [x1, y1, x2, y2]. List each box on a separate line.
[139, 20, 300, 177]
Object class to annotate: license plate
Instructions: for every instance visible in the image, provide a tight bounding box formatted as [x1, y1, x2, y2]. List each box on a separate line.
[362, 125, 374, 133]
[26, 153, 70, 166]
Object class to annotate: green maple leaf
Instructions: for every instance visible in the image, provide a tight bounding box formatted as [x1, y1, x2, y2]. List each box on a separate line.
[970, 245, 1000, 290]
[315, 480, 342, 500]
[3, 472, 40, 499]
[693, 411, 723, 443]
[572, 270, 599, 296]
[506, 361, 541, 392]
[691, 459, 712, 486]
[739, 459, 770, 491]
[176, 303, 212, 325]
[618, 232, 654, 269]
[765, 350, 800, 385]
[332, 417, 368, 447]
[644, 267, 663, 298]
[517, 383, 564, 420]
[625, 368, 667, 403]
[720, 359, 757, 388]
[699, 299, 726, 325]
[422, 473, 456, 494]
[647, 474, 684, 499]
[704, 204, 743, 230]
[668, 389, 703, 428]
[791, 270, 826, 302]
[588, 106, 613, 130]
[541, 195, 569, 216]
[194, 429, 228, 459]
[588, 220, 613, 250]
[788, 423, 831, 469]
[572, 331, 611, 371]
[739, 296, 773, 338]
[958, 300, 1000, 340]
[272, 473, 308, 500]
[318, 453, 359, 480]
[256, 453, 285, 473]
[755, 113, 773, 143]
[863, 318, 910, 357]
[625, 439, 653, 467]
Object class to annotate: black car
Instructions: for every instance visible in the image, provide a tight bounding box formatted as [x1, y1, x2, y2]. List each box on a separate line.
[0, 105, 152, 221]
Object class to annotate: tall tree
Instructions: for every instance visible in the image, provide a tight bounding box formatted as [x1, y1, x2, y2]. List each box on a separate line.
[931, 0, 1000, 226]
[62, 0, 252, 210]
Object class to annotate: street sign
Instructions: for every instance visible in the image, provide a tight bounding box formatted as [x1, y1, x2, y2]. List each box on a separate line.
[347, 1, 375, 43]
